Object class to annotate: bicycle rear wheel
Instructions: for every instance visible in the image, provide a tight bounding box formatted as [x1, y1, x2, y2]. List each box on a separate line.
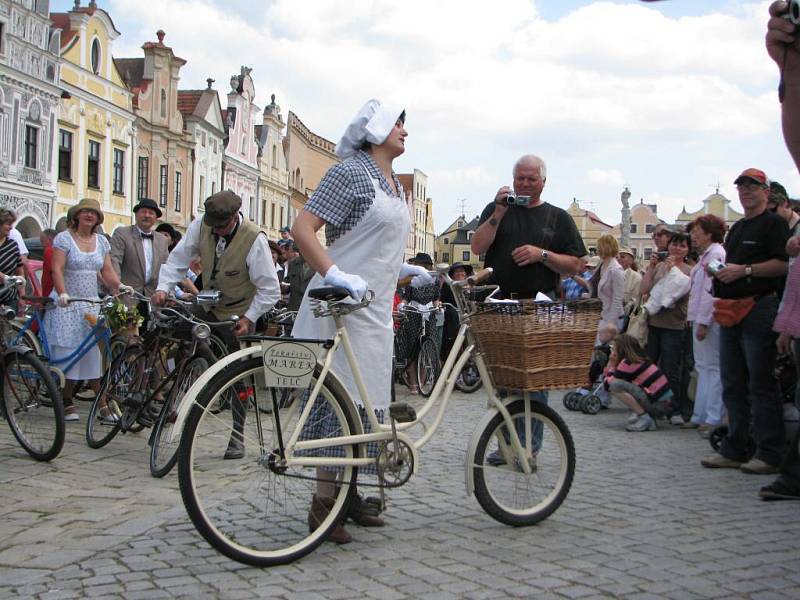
[416, 338, 440, 397]
[472, 399, 575, 526]
[178, 356, 360, 567]
[6, 319, 42, 356]
[2, 350, 64, 461]
[150, 356, 208, 478]
[86, 345, 142, 448]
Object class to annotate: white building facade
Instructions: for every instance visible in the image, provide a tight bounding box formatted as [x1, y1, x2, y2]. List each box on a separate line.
[256, 93, 289, 237]
[222, 66, 259, 223]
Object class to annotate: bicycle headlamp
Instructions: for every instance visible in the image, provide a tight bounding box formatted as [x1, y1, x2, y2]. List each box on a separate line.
[192, 323, 211, 340]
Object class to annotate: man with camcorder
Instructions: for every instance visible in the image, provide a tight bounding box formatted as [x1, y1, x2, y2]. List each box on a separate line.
[471, 154, 585, 299]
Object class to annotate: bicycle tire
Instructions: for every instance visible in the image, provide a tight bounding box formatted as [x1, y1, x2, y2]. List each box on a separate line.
[6, 319, 42, 356]
[472, 399, 575, 527]
[86, 345, 143, 448]
[178, 356, 360, 567]
[454, 357, 482, 393]
[2, 350, 64, 461]
[150, 356, 208, 478]
[416, 338, 440, 397]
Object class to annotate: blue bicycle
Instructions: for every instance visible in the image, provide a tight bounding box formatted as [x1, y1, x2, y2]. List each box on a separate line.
[11, 292, 133, 390]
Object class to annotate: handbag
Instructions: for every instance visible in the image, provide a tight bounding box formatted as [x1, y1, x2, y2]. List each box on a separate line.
[626, 302, 649, 347]
[713, 297, 756, 327]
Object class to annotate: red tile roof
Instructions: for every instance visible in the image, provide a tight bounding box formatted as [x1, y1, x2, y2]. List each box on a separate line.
[50, 13, 79, 49]
[177, 90, 203, 117]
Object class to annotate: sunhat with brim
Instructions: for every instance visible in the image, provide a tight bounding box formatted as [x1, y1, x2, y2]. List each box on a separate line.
[67, 198, 104, 224]
[448, 262, 474, 277]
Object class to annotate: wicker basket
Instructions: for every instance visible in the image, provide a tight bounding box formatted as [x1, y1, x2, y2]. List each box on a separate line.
[470, 300, 602, 391]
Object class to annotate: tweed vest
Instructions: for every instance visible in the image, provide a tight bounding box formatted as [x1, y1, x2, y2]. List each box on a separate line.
[199, 218, 261, 319]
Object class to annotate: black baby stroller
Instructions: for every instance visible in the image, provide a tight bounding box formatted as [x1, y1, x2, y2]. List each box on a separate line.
[709, 352, 799, 457]
[563, 342, 613, 414]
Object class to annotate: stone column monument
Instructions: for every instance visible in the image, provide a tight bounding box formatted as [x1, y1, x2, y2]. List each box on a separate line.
[620, 187, 631, 248]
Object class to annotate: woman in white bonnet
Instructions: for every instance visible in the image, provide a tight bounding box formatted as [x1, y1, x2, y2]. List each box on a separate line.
[292, 99, 432, 544]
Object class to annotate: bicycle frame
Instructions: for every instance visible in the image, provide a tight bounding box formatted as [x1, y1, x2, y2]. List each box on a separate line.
[14, 308, 113, 381]
[172, 279, 538, 483]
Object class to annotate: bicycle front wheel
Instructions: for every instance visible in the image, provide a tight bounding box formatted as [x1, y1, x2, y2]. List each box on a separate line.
[2, 350, 64, 461]
[150, 356, 208, 478]
[472, 399, 575, 526]
[86, 345, 142, 448]
[455, 357, 483, 393]
[178, 356, 361, 567]
[6, 320, 42, 356]
[416, 338, 440, 397]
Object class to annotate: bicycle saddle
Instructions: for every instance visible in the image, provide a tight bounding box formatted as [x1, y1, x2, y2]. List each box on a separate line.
[308, 286, 350, 302]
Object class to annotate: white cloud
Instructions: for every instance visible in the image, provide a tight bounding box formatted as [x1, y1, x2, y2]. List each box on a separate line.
[103, 0, 794, 233]
[588, 168, 625, 186]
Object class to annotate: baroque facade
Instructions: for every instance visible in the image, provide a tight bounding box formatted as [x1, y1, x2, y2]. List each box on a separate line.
[0, 0, 61, 236]
[176, 78, 223, 219]
[397, 169, 434, 261]
[52, 2, 135, 232]
[255, 93, 289, 237]
[221, 66, 259, 224]
[116, 30, 193, 231]
[566, 198, 613, 255]
[674, 189, 744, 230]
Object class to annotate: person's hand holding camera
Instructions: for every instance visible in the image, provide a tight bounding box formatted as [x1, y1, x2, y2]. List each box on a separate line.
[491, 186, 512, 219]
[714, 263, 748, 284]
[767, 1, 800, 75]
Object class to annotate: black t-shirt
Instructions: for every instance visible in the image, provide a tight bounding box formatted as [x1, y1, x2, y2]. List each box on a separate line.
[478, 201, 586, 298]
[713, 210, 789, 299]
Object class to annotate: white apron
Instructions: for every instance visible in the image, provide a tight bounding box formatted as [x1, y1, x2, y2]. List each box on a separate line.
[291, 170, 411, 412]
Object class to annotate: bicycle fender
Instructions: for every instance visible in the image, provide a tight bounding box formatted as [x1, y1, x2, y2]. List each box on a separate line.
[168, 346, 356, 444]
[463, 395, 521, 496]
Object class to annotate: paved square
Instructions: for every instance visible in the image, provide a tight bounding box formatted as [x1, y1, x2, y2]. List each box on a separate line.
[2, 390, 799, 599]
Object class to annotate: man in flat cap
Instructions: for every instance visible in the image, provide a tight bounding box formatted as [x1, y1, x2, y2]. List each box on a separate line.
[154, 190, 281, 459]
[701, 168, 790, 474]
[111, 197, 170, 326]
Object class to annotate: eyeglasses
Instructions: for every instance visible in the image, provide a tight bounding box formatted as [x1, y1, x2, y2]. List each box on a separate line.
[651, 231, 667, 239]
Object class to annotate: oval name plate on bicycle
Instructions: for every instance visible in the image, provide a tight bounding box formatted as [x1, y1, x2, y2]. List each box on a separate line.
[261, 340, 321, 388]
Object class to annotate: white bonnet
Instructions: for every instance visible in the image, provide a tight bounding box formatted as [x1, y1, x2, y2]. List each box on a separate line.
[335, 99, 404, 159]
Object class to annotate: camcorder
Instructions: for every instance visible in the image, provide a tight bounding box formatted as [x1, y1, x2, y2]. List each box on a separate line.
[504, 193, 532, 206]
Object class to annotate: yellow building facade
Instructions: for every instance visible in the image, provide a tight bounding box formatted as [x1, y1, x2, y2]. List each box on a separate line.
[566, 199, 613, 255]
[52, 5, 135, 232]
[674, 190, 743, 230]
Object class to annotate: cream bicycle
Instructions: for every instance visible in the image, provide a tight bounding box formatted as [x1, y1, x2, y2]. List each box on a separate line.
[174, 267, 576, 566]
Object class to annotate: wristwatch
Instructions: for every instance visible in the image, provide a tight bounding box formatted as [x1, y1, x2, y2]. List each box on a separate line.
[541, 249, 549, 263]
[745, 264, 753, 278]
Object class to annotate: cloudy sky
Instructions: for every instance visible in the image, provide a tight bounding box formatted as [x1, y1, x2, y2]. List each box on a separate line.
[53, 0, 798, 232]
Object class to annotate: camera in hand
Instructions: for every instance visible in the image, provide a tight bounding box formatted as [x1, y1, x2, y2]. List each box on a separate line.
[504, 193, 532, 206]
[656, 251, 669, 261]
[707, 258, 726, 276]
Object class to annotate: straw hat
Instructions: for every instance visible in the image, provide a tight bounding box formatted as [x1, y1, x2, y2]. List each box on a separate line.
[67, 198, 104, 224]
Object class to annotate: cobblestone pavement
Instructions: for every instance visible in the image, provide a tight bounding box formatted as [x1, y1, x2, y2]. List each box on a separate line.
[2, 388, 799, 600]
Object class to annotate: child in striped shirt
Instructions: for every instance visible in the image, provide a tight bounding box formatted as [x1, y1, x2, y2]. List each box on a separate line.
[604, 334, 674, 432]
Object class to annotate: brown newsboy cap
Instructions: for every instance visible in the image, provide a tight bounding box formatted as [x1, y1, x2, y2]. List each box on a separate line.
[204, 191, 241, 227]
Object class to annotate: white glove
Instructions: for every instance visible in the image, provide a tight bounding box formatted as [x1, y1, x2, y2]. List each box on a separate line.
[57, 292, 70, 308]
[323, 265, 368, 300]
[118, 284, 135, 295]
[399, 263, 430, 280]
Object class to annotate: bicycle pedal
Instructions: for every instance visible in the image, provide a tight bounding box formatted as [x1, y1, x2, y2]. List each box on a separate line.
[389, 402, 416, 423]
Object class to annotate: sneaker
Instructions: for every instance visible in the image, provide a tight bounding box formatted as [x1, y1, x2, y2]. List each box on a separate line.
[700, 453, 742, 469]
[740, 458, 780, 475]
[64, 405, 79, 422]
[680, 421, 700, 429]
[759, 479, 800, 501]
[626, 413, 656, 432]
[99, 413, 119, 425]
[486, 450, 507, 466]
[669, 415, 685, 426]
[627, 412, 639, 425]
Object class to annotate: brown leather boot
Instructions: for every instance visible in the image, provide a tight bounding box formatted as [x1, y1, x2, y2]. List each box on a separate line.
[347, 493, 385, 527]
[308, 495, 352, 544]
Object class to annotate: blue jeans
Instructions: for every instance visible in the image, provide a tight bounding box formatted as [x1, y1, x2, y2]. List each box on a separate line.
[719, 295, 784, 465]
[646, 325, 688, 418]
[500, 390, 547, 453]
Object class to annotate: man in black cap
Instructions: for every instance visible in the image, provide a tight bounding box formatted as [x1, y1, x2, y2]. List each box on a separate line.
[154, 190, 281, 458]
[111, 197, 170, 325]
[279, 225, 292, 242]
